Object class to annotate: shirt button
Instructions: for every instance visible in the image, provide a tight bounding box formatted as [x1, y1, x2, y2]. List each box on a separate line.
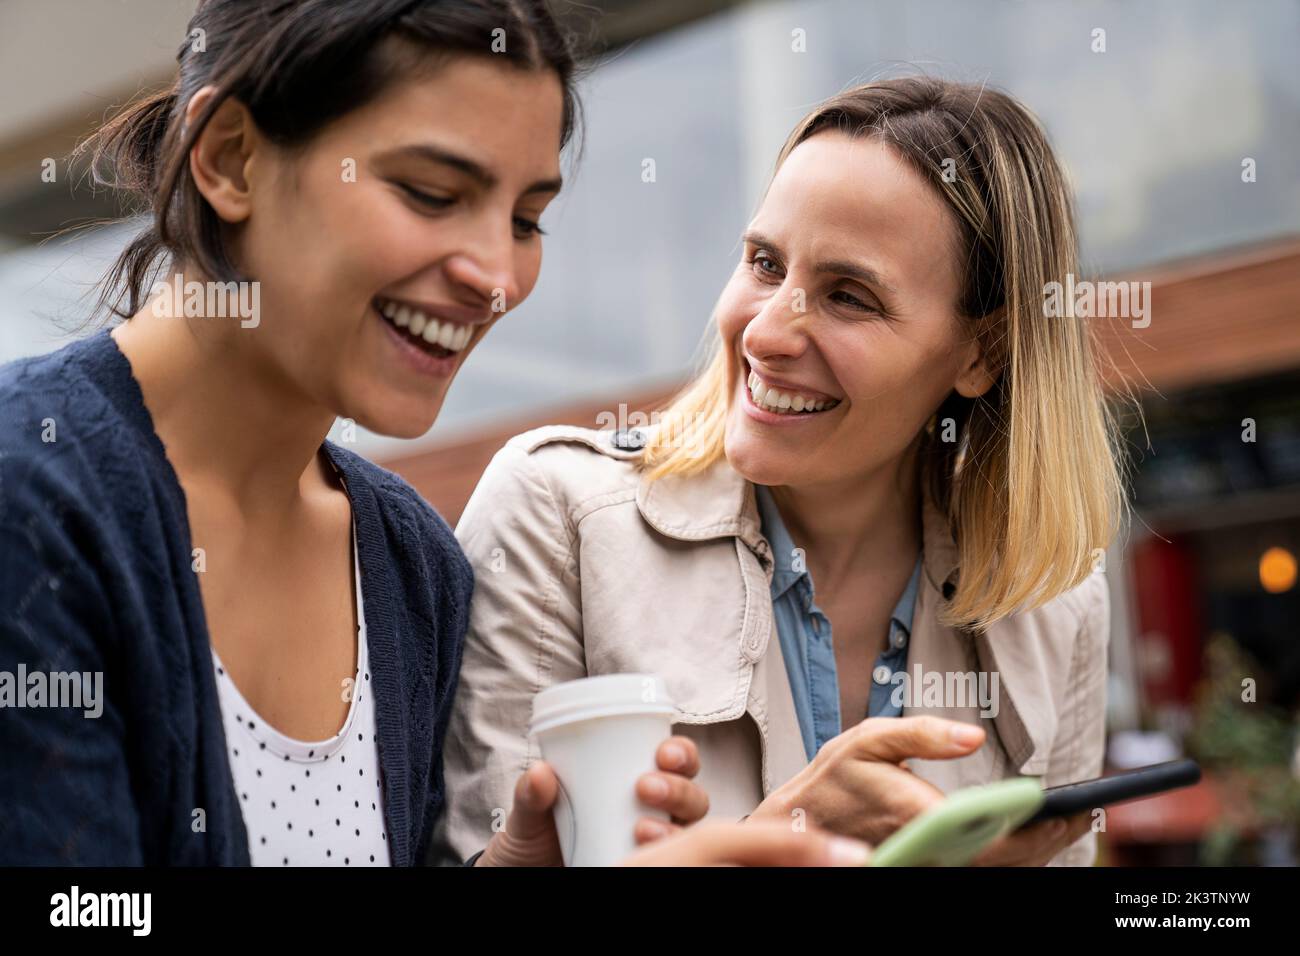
[892, 630, 908, 649]
[872, 665, 892, 685]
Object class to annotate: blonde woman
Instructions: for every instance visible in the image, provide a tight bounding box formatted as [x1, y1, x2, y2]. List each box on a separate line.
[433, 77, 1124, 866]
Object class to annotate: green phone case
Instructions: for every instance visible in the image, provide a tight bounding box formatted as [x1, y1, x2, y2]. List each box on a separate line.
[868, 777, 1045, 867]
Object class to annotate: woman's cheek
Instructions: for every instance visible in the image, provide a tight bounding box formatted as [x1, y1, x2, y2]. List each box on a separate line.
[516, 250, 543, 304]
[715, 284, 760, 344]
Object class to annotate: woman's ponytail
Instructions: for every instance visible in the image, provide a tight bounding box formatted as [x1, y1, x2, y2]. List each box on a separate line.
[81, 84, 179, 199]
[71, 85, 180, 319]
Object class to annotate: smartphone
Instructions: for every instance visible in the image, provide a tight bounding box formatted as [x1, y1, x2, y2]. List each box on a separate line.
[868, 777, 1044, 867]
[1017, 759, 1201, 828]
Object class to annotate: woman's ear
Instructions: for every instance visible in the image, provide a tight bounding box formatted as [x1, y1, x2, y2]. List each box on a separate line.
[185, 86, 257, 225]
[953, 320, 999, 399]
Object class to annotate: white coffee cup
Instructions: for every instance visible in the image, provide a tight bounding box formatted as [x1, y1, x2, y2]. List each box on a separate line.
[529, 673, 677, 867]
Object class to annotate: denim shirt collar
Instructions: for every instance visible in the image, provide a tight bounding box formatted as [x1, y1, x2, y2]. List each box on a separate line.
[754, 483, 922, 634]
[754, 483, 805, 601]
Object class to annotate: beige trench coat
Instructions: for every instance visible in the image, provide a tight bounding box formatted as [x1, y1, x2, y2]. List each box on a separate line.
[430, 425, 1109, 866]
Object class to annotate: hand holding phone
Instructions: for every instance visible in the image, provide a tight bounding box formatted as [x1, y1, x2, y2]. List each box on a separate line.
[867, 760, 1203, 866]
[868, 777, 1044, 866]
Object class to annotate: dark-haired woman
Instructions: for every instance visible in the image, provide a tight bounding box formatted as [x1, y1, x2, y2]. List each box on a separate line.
[0, 0, 760, 868]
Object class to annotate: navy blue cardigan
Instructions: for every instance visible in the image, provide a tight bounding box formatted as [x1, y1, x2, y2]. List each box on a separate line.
[0, 332, 472, 865]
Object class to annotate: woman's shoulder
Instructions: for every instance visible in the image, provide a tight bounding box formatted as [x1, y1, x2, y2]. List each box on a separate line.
[0, 337, 175, 653]
[503, 423, 649, 471]
[466, 424, 646, 522]
[1000, 565, 1109, 642]
[0, 333, 123, 442]
[1045, 565, 1109, 631]
[476, 424, 645, 501]
[0, 334, 161, 529]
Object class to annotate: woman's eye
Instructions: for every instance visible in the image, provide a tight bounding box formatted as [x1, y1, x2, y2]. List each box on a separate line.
[513, 216, 546, 239]
[398, 184, 454, 211]
[750, 252, 782, 279]
[830, 289, 878, 313]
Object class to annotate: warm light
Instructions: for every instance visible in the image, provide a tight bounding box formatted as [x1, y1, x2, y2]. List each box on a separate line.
[1259, 547, 1297, 594]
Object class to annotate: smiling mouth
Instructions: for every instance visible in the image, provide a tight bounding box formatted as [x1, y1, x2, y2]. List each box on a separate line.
[374, 296, 475, 358]
[746, 370, 841, 415]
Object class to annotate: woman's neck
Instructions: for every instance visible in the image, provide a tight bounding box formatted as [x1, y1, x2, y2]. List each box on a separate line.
[768, 441, 922, 587]
[111, 288, 338, 521]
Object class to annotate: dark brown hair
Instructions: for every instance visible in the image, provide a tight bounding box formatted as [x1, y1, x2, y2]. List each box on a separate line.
[76, 0, 583, 320]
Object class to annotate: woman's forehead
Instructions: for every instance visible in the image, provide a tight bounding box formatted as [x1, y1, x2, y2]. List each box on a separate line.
[759, 133, 962, 293]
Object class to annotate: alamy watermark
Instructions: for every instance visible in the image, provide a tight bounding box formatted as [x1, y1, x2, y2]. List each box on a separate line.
[594, 403, 712, 459]
[1042, 273, 1151, 328]
[150, 274, 261, 328]
[50, 886, 150, 936]
[888, 663, 1001, 718]
[0, 665, 102, 718]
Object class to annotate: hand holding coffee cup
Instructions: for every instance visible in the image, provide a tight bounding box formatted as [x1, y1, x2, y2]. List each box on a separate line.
[475, 674, 707, 866]
[530, 674, 690, 867]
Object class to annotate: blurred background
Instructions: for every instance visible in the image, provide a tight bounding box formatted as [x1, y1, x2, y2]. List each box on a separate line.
[1, 0, 1297, 865]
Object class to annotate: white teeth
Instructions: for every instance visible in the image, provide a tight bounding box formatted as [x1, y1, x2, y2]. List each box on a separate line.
[378, 298, 474, 353]
[746, 371, 840, 415]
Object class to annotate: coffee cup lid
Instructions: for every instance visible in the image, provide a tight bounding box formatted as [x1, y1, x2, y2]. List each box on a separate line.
[530, 673, 676, 736]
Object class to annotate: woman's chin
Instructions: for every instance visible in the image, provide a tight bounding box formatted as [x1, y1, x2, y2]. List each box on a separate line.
[343, 397, 446, 442]
[378, 419, 437, 441]
[723, 429, 793, 488]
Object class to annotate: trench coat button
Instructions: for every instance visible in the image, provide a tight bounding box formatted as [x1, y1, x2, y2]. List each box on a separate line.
[612, 428, 646, 451]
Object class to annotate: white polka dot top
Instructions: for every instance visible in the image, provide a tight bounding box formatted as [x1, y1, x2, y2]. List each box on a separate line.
[212, 526, 391, 867]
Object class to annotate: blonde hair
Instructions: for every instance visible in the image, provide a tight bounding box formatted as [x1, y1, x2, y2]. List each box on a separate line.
[642, 76, 1125, 631]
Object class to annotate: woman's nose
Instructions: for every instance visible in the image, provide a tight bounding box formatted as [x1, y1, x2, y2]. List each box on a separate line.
[443, 224, 521, 311]
[742, 283, 810, 362]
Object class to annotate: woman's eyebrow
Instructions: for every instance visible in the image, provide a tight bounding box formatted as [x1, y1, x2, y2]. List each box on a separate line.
[378, 142, 563, 196]
[815, 257, 897, 296]
[742, 229, 896, 294]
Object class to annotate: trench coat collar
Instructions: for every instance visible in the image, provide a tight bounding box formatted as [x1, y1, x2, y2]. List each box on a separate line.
[636, 456, 768, 556]
[636, 457, 960, 595]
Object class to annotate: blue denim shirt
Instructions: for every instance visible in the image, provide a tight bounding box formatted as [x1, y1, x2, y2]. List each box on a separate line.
[755, 484, 922, 762]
